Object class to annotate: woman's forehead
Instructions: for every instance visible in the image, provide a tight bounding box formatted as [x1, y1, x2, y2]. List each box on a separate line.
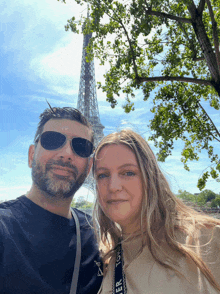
[95, 144, 138, 169]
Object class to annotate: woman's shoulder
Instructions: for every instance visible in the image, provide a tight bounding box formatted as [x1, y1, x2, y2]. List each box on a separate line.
[200, 225, 220, 280]
[211, 224, 220, 244]
[178, 224, 220, 284]
[175, 222, 220, 241]
[199, 224, 220, 245]
[175, 224, 220, 256]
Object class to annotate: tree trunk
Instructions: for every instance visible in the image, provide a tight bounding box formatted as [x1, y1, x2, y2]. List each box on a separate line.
[188, 3, 220, 96]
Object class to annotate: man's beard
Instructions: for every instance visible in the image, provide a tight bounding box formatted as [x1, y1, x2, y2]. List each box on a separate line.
[31, 158, 89, 200]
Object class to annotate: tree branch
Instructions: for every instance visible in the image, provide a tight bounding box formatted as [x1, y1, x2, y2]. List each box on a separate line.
[143, 7, 192, 24]
[198, 102, 220, 141]
[188, 2, 219, 83]
[177, 21, 199, 61]
[177, 96, 220, 144]
[137, 76, 212, 86]
[118, 21, 139, 79]
[142, 3, 200, 63]
[205, 0, 220, 73]
[101, 7, 139, 79]
[192, 56, 205, 61]
[198, 0, 206, 14]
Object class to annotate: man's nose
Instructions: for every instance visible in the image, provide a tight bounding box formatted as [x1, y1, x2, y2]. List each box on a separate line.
[58, 140, 75, 160]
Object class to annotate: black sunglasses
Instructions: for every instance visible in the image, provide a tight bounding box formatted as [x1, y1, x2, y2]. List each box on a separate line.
[40, 131, 94, 158]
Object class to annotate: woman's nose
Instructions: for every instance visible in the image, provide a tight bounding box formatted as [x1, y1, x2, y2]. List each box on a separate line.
[108, 174, 122, 192]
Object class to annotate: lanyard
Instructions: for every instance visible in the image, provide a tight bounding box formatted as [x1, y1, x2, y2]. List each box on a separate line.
[69, 208, 81, 294]
[113, 243, 127, 294]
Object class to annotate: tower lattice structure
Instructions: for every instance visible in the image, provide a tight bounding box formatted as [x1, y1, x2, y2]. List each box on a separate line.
[77, 17, 104, 191]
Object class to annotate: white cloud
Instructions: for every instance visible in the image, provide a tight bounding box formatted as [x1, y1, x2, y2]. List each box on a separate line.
[29, 35, 83, 94]
[2, 0, 84, 29]
[33, 35, 83, 77]
[1, 0, 88, 92]
[98, 104, 124, 116]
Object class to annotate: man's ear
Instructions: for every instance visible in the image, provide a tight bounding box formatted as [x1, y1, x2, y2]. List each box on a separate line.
[28, 145, 35, 168]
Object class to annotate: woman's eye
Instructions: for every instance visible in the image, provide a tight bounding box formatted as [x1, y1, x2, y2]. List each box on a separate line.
[124, 171, 135, 176]
[97, 173, 108, 180]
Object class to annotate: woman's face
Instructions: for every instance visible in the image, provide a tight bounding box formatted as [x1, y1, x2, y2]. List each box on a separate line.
[95, 144, 144, 234]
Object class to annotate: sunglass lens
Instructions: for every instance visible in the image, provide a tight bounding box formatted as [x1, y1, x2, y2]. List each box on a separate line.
[72, 138, 93, 158]
[40, 131, 66, 150]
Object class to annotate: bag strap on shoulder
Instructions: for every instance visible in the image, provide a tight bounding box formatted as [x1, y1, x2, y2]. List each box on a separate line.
[69, 208, 81, 294]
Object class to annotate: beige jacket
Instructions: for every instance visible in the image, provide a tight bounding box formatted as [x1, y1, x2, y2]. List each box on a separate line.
[98, 226, 220, 294]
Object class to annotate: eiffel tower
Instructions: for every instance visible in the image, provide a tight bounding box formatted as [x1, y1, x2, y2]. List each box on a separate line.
[77, 11, 104, 191]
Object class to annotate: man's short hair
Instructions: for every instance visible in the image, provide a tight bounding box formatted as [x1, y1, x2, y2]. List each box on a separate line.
[34, 107, 94, 145]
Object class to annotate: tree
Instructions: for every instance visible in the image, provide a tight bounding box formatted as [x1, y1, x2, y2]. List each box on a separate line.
[75, 196, 94, 209]
[59, 0, 220, 189]
[211, 196, 220, 207]
[196, 189, 217, 204]
[71, 198, 76, 208]
[176, 189, 197, 202]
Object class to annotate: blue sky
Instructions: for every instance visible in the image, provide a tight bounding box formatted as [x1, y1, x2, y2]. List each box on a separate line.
[0, 0, 219, 202]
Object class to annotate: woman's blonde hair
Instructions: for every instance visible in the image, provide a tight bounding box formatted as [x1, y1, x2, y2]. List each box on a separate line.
[93, 129, 220, 290]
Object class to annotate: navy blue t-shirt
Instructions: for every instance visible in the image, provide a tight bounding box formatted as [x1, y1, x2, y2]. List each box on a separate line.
[0, 196, 102, 293]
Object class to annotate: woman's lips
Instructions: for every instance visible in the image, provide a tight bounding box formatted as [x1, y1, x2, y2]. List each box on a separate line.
[107, 200, 127, 204]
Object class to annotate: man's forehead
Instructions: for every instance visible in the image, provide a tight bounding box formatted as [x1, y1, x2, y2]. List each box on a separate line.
[43, 119, 92, 139]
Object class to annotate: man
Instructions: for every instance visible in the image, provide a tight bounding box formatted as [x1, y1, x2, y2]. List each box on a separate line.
[0, 107, 102, 293]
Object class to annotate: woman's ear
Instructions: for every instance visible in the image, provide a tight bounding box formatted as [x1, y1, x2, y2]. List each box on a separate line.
[28, 145, 35, 168]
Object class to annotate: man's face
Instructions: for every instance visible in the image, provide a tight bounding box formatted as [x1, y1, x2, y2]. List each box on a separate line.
[28, 119, 93, 199]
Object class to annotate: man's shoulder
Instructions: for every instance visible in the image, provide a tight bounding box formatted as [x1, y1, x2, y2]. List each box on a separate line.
[0, 196, 25, 213]
[0, 197, 26, 236]
[0, 197, 21, 208]
[0, 196, 28, 226]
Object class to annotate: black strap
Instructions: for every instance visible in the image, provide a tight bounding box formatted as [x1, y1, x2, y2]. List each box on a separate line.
[113, 243, 127, 294]
[69, 208, 81, 294]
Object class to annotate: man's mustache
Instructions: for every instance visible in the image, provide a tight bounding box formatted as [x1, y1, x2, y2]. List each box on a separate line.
[45, 160, 78, 177]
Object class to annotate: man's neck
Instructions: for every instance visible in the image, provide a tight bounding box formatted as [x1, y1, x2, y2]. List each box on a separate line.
[26, 185, 73, 219]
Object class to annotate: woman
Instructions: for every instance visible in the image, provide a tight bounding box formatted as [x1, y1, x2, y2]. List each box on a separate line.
[93, 129, 220, 294]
